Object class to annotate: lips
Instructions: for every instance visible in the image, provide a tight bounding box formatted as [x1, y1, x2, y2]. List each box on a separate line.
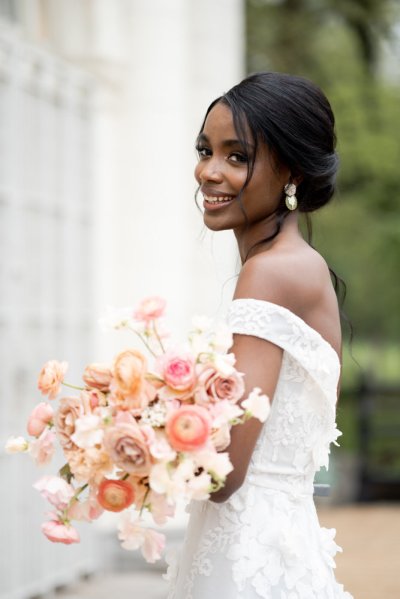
[203, 192, 235, 211]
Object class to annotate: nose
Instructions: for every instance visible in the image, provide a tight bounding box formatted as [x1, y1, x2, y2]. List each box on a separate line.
[195, 157, 224, 185]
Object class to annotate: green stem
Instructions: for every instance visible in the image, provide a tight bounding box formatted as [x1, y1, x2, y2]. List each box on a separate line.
[133, 331, 158, 358]
[62, 381, 85, 392]
[152, 320, 165, 353]
[139, 487, 150, 517]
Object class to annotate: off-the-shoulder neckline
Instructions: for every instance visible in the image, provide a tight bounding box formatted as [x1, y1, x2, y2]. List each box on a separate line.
[230, 297, 341, 367]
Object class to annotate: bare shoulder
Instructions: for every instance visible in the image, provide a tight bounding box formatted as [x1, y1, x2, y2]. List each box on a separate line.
[234, 242, 333, 320]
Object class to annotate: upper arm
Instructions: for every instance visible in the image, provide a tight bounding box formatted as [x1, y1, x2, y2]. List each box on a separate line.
[210, 252, 324, 503]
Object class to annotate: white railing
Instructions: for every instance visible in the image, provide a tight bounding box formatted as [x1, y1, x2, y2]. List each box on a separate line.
[0, 22, 102, 599]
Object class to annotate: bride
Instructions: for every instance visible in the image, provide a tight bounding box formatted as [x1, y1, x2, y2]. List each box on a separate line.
[166, 72, 354, 598]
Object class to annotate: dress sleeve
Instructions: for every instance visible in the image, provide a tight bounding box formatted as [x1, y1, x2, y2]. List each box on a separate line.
[227, 298, 340, 403]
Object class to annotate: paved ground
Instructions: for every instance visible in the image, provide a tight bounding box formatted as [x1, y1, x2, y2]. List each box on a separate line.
[43, 504, 400, 599]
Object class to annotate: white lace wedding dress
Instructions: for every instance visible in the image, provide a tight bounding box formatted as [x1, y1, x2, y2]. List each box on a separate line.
[166, 298, 354, 598]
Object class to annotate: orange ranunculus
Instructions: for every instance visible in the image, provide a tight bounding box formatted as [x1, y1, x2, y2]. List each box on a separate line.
[113, 349, 147, 397]
[97, 479, 135, 512]
[166, 405, 211, 452]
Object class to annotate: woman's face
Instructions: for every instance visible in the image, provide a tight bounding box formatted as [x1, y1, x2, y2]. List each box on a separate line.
[194, 102, 290, 232]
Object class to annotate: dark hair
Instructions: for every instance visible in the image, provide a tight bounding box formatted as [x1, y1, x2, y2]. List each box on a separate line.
[197, 72, 351, 335]
[199, 71, 339, 215]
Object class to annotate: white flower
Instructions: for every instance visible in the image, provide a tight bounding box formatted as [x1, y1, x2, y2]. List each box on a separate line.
[5, 436, 29, 454]
[212, 323, 233, 353]
[242, 387, 271, 422]
[193, 449, 233, 481]
[71, 415, 103, 448]
[98, 306, 137, 331]
[213, 352, 236, 376]
[191, 315, 212, 332]
[149, 433, 176, 462]
[187, 471, 212, 500]
[210, 400, 243, 427]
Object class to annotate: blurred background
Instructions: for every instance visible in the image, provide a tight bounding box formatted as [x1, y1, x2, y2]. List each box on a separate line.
[0, 1, 399, 598]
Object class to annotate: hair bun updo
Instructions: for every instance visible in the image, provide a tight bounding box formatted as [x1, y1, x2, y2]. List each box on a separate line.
[215, 72, 339, 213]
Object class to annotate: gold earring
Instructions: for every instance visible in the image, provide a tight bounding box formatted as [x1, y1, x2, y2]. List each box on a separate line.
[284, 183, 297, 211]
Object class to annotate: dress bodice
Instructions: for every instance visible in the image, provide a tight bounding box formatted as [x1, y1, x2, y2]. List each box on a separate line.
[227, 298, 342, 497]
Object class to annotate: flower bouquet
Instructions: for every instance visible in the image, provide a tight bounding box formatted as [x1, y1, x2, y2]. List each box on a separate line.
[6, 297, 270, 562]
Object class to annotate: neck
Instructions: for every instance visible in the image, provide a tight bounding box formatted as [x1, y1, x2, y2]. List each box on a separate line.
[234, 210, 300, 264]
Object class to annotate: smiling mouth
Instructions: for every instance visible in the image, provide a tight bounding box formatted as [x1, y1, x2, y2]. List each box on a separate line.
[203, 194, 235, 204]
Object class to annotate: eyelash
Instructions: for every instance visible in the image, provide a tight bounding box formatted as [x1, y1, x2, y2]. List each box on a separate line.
[195, 145, 248, 164]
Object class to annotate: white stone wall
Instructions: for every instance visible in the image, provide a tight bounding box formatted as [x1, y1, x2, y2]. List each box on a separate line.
[0, 1, 244, 596]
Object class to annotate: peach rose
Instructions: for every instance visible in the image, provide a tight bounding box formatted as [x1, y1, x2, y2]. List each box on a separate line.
[110, 380, 156, 414]
[83, 363, 113, 392]
[38, 360, 68, 399]
[97, 479, 135, 512]
[195, 366, 244, 406]
[166, 405, 211, 452]
[55, 397, 84, 450]
[133, 296, 166, 322]
[27, 402, 54, 437]
[113, 349, 147, 396]
[66, 447, 113, 484]
[42, 520, 80, 544]
[103, 422, 152, 475]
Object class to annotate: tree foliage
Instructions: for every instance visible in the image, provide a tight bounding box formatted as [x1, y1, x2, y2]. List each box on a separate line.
[247, 0, 400, 341]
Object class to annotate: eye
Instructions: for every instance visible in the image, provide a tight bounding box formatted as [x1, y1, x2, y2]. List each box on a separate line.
[195, 145, 211, 159]
[229, 152, 248, 164]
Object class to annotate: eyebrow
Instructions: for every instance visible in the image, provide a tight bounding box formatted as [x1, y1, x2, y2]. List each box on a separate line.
[196, 132, 254, 150]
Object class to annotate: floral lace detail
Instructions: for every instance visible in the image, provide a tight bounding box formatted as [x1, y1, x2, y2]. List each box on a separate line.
[166, 299, 353, 599]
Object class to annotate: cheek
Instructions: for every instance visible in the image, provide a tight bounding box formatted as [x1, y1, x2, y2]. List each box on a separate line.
[194, 162, 202, 184]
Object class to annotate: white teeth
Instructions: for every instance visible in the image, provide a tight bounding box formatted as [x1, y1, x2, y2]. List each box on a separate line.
[204, 194, 233, 204]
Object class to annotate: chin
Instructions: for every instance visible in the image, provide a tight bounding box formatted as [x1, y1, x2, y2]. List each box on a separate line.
[203, 213, 241, 232]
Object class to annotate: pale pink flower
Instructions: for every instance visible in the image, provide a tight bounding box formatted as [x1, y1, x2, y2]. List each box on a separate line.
[70, 414, 104, 449]
[55, 397, 84, 450]
[42, 520, 80, 544]
[149, 431, 176, 463]
[241, 387, 271, 422]
[27, 402, 54, 437]
[118, 513, 165, 562]
[133, 296, 166, 322]
[157, 349, 196, 399]
[34, 475, 75, 509]
[5, 436, 29, 453]
[67, 491, 103, 522]
[127, 476, 149, 507]
[103, 422, 153, 476]
[209, 400, 243, 427]
[195, 366, 244, 406]
[38, 360, 68, 400]
[166, 405, 211, 452]
[82, 363, 113, 392]
[149, 462, 187, 504]
[147, 491, 175, 525]
[29, 430, 56, 466]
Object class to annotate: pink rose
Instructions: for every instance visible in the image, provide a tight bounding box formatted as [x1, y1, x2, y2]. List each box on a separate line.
[166, 405, 211, 452]
[55, 397, 84, 450]
[195, 366, 244, 406]
[157, 349, 196, 400]
[103, 422, 153, 476]
[38, 360, 68, 400]
[42, 520, 80, 544]
[83, 363, 113, 392]
[29, 430, 56, 465]
[27, 402, 54, 437]
[33, 475, 75, 509]
[133, 296, 166, 322]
